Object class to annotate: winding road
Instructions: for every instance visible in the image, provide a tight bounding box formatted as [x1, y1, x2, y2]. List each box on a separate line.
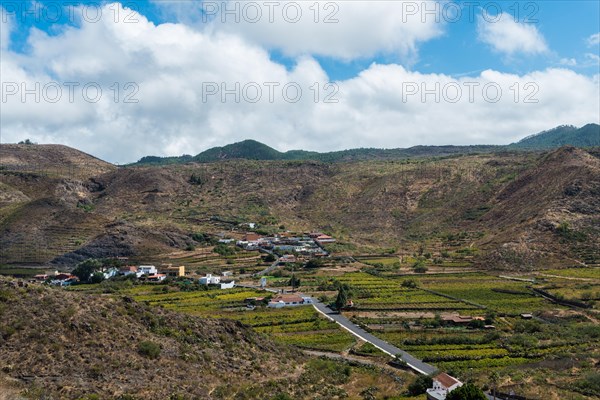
[311, 299, 438, 375]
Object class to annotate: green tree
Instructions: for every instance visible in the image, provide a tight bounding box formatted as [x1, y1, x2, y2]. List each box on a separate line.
[489, 371, 500, 399]
[334, 284, 350, 310]
[90, 272, 105, 284]
[407, 375, 433, 396]
[72, 259, 103, 282]
[305, 258, 324, 269]
[264, 253, 276, 262]
[289, 274, 301, 289]
[446, 383, 487, 400]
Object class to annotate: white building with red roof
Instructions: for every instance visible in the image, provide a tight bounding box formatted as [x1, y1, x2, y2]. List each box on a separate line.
[426, 373, 462, 400]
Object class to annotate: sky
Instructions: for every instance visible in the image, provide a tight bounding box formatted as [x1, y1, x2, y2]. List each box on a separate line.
[0, 0, 599, 164]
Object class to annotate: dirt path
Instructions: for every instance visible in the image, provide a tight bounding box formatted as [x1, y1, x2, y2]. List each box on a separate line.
[301, 349, 413, 376]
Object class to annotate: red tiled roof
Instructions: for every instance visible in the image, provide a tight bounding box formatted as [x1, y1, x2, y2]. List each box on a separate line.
[244, 233, 262, 241]
[271, 294, 304, 303]
[435, 373, 460, 388]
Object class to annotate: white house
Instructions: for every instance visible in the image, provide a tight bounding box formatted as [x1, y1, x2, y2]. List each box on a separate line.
[146, 274, 167, 282]
[103, 268, 119, 280]
[220, 281, 235, 289]
[137, 265, 157, 278]
[199, 274, 221, 285]
[267, 294, 312, 308]
[426, 373, 462, 400]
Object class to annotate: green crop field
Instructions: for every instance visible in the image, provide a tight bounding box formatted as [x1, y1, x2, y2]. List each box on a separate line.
[62, 261, 600, 399]
[542, 267, 600, 280]
[120, 285, 356, 352]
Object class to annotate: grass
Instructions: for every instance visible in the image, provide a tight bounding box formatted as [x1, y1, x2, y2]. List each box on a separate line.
[542, 267, 600, 280]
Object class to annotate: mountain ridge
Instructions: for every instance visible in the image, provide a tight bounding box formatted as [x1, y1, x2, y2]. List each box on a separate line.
[128, 123, 600, 166]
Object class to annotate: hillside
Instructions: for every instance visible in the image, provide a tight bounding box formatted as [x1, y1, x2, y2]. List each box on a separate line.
[1, 144, 598, 269]
[0, 277, 419, 400]
[0, 277, 298, 398]
[511, 124, 600, 149]
[0, 144, 116, 178]
[0, 277, 302, 399]
[129, 124, 600, 166]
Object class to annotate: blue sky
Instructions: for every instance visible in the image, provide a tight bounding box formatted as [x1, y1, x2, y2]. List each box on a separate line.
[1, 1, 599, 163]
[4, 0, 599, 79]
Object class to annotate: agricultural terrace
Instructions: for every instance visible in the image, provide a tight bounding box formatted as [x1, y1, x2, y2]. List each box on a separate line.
[276, 267, 599, 397]
[123, 285, 356, 353]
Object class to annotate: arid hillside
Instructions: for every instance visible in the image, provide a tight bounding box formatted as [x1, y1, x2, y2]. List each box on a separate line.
[0, 277, 416, 400]
[0, 144, 598, 269]
[0, 277, 301, 399]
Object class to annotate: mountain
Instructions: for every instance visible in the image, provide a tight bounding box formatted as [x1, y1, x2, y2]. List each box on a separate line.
[511, 123, 600, 149]
[194, 139, 282, 162]
[129, 124, 600, 166]
[132, 140, 503, 166]
[1, 142, 599, 269]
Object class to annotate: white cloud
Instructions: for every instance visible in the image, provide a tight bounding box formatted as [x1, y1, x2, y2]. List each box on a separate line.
[588, 33, 600, 46]
[478, 12, 549, 56]
[1, 3, 599, 164]
[560, 58, 577, 67]
[585, 53, 600, 65]
[154, 0, 445, 61]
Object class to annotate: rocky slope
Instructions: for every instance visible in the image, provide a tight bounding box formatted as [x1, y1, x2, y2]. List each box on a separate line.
[0, 144, 598, 269]
[0, 277, 303, 399]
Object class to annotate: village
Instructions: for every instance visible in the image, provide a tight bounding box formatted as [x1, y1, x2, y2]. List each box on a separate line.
[30, 230, 339, 309]
[22, 229, 487, 399]
[18, 225, 586, 400]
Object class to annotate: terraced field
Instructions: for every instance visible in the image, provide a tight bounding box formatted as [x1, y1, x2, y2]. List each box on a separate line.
[287, 268, 600, 387]
[66, 264, 600, 399]
[123, 286, 356, 352]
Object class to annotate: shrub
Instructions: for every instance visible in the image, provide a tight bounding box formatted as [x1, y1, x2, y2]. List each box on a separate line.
[90, 272, 105, 284]
[305, 259, 324, 269]
[407, 374, 433, 396]
[446, 383, 487, 400]
[414, 265, 428, 274]
[401, 279, 418, 288]
[138, 341, 161, 359]
[213, 244, 236, 256]
[188, 173, 205, 186]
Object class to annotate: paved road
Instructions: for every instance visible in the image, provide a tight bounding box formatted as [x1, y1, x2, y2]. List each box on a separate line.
[311, 299, 438, 375]
[235, 283, 278, 294]
[252, 249, 281, 277]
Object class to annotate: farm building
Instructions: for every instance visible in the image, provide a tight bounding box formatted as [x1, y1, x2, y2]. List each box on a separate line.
[426, 373, 462, 400]
[268, 294, 313, 308]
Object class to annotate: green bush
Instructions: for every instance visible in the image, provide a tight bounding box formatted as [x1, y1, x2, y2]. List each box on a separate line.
[138, 341, 161, 359]
[214, 244, 236, 256]
[407, 374, 433, 396]
[446, 383, 487, 400]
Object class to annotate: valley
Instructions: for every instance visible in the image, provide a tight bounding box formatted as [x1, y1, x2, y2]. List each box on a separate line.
[1, 139, 599, 399]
